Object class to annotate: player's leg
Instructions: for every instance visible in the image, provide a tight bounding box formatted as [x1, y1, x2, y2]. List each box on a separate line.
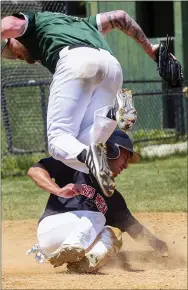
[47, 46, 119, 168]
[67, 226, 123, 273]
[37, 212, 81, 256]
[26, 211, 82, 264]
[76, 53, 137, 145]
[47, 47, 122, 196]
[36, 211, 106, 267]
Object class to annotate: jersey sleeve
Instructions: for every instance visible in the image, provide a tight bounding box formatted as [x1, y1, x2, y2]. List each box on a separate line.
[109, 190, 138, 232]
[38, 157, 76, 183]
[84, 15, 97, 28]
[12, 11, 36, 38]
[38, 157, 65, 179]
[85, 14, 103, 33]
[85, 14, 102, 30]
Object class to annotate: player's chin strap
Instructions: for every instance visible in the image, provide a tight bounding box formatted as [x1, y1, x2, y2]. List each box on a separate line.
[26, 244, 47, 264]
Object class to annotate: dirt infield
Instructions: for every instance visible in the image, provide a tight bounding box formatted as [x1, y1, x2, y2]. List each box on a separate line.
[2, 213, 187, 289]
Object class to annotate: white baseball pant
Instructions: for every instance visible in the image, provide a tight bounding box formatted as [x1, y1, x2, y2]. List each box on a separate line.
[37, 211, 106, 257]
[47, 46, 123, 173]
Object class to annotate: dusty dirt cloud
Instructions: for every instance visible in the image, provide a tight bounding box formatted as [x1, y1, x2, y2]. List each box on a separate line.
[2, 213, 187, 289]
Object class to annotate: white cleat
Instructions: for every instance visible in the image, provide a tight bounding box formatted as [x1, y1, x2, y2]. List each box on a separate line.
[114, 88, 137, 132]
[26, 244, 47, 264]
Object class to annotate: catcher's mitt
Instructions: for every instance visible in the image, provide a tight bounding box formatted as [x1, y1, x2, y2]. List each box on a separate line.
[156, 35, 184, 89]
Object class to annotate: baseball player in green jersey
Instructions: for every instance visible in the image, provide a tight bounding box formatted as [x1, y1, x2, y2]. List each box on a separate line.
[1, 10, 159, 197]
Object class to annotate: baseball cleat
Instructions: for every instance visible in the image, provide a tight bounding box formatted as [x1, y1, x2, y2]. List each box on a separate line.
[85, 142, 115, 197]
[67, 226, 122, 273]
[67, 251, 109, 273]
[26, 243, 47, 264]
[113, 88, 137, 132]
[48, 244, 85, 268]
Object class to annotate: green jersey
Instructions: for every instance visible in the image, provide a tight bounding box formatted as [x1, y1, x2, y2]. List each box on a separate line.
[14, 11, 113, 74]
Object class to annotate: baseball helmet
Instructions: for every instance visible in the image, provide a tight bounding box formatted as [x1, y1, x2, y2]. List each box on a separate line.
[1, 39, 17, 59]
[106, 129, 140, 163]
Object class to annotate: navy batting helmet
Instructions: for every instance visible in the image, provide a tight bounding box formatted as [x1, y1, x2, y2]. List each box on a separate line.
[106, 129, 139, 163]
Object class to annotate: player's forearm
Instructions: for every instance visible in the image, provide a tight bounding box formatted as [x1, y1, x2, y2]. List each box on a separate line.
[128, 222, 168, 255]
[99, 10, 154, 59]
[1, 16, 26, 39]
[27, 167, 60, 196]
[126, 219, 158, 247]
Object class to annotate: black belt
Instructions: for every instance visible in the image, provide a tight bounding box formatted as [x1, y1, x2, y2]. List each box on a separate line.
[68, 43, 99, 50]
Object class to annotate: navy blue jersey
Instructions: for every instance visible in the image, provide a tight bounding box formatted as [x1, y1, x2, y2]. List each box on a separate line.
[38, 157, 137, 232]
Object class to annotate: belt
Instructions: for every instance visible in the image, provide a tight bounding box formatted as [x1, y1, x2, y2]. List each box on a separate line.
[68, 43, 100, 50]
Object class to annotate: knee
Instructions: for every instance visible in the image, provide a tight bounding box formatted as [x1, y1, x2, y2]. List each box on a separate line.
[98, 212, 106, 225]
[102, 226, 123, 252]
[48, 142, 55, 158]
[37, 220, 63, 257]
[48, 142, 56, 159]
[38, 236, 61, 257]
[48, 141, 67, 161]
[91, 212, 106, 227]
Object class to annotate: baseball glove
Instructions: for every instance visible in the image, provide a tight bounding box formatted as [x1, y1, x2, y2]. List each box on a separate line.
[156, 35, 184, 89]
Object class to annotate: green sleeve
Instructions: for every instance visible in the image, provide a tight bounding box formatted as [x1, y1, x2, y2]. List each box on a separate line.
[84, 15, 97, 29]
[12, 12, 36, 38]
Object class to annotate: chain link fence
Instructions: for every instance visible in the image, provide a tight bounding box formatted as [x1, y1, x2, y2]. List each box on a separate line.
[1, 1, 187, 176]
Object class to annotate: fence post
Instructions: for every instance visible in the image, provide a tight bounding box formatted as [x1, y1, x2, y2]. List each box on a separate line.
[174, 92, 185, 139]
[183, 95, 188, 134]
[1, 85, 13, 153]
[40, 85, 48, 152]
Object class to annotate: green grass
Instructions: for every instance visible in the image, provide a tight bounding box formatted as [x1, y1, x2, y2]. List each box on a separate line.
[116, 156, 187, 212]
[2, 156, 187, 220]
[2, 176, 48, 220]
[2, 153, 48, 178]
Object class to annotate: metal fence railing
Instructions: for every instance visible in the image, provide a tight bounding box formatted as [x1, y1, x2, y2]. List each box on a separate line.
[2, 80, 187, 158]
[124, 80, 187, 143]
[1, 80, 50, 155]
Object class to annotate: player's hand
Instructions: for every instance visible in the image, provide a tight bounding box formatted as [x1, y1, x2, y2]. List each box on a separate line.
[150, 44, 160, 61]
[57, 183, 82, 198]
[153, 239, 168, 257]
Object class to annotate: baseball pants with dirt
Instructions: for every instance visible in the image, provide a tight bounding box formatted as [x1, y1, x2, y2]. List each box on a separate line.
[37, 211, 106, 257]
